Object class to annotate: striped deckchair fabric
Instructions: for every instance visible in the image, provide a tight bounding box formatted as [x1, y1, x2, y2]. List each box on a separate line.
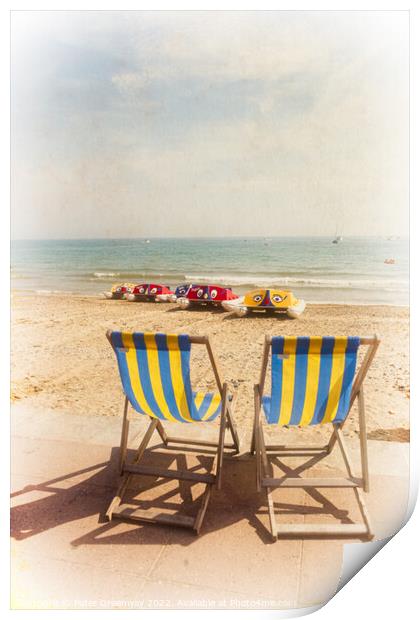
[109, 331, 222, 423]
[262, 336, 360, 426]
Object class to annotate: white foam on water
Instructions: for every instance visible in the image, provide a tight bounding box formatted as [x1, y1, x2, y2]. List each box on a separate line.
[184, 273, 407, 291]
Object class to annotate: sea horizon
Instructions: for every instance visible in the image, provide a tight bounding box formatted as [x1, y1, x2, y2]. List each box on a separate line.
[11, 234, 409, 242]
[11, 236, 409, 305]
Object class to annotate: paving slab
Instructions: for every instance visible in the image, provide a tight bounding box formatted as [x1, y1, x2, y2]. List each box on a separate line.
[297, 540, 344, 608]
[11, 553, 148, 610]
[362, 474, 409, 539]
[134, 577, 259, 610]
[10, 405, 410, 610]
[149, 506, 302, 602]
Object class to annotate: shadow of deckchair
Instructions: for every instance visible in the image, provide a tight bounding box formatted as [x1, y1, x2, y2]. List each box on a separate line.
[11, 446, 264, 547]
[10, 445, 207, 539]
[11, 458, 115, 541]
[246, 452, 354, 543]
[270, 455, 355, 524]
[10, 444, 193, 539]
[70, 454, 267, 548]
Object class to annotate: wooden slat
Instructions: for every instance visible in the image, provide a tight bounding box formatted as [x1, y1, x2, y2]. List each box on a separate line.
[189, 335, 208, 344]
[265, 444, 329, 452]
[275, 523, 369, 537]
[262, 477, 360, 488]
[112, 505, 196, 529]
[264, 336, 377, 346]
[124, 463, 215, 484]
[165, 436, 235, 449]
[266, 451, 330, 458]
[193, 484, 212, 533]
[107, 332, 207, 345]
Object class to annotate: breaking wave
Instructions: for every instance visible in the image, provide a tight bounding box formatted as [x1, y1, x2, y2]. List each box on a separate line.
[184, 274, 406, 291]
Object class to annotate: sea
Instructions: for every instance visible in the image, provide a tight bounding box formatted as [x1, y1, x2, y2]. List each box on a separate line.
[11, 237, 409, 305]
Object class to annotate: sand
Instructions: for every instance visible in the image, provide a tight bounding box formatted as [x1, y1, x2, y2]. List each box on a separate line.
[11, 293, 409, 442]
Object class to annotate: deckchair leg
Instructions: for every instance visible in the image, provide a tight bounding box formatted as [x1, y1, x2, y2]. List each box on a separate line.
[192, 436, 222, 534]
[333, 426, 373, 539]
[216, 384, 228, 490]
[193, 484, 212, 534]
[226, 401, 240, 453]
[106, 473, 131, 520]
[254, 386, 262, 491]
[353, 487, 373, 539]
[106, 418, 158, 520]
[259, 422, 271, 477]
[260, 421, 277, 540]
[156, 419, 168, 446]
[250, 384, 261, 455]
[107, 411, 219, 533]
[118, 398, 130, 475]
[250, 416, 256, 455]
[358, 386, 370, 492]
[258, 424, 374, 540]
[255, 430, 261, 492]
[266, 487, 277, 540]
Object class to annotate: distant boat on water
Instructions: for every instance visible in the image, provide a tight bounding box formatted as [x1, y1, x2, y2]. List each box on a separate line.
[332, 226, 343, 244]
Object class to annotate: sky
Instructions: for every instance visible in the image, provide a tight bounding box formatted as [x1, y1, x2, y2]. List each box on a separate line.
[11, 10, 409, 239]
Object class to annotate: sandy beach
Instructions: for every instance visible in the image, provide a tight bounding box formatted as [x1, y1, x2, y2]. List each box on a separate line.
[11, 293, 409, 443]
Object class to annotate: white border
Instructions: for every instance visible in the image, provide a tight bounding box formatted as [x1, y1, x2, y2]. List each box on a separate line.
[3, 3, 418, 619]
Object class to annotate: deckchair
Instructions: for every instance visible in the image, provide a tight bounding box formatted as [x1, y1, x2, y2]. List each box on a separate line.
[105, 330, 240, 533]
[252, 335, 380, 540]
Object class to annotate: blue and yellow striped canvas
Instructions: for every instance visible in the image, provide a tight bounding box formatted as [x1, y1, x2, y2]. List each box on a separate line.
[262, 336, 360, 426]
[109, 331, 222, 423]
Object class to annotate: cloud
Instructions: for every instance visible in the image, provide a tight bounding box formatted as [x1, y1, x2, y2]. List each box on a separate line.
[11, 10, 409, 238]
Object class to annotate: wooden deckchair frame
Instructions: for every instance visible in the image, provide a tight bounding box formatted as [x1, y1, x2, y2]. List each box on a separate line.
[105, 332, 240, 534]
[252, 335, 380, 540]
